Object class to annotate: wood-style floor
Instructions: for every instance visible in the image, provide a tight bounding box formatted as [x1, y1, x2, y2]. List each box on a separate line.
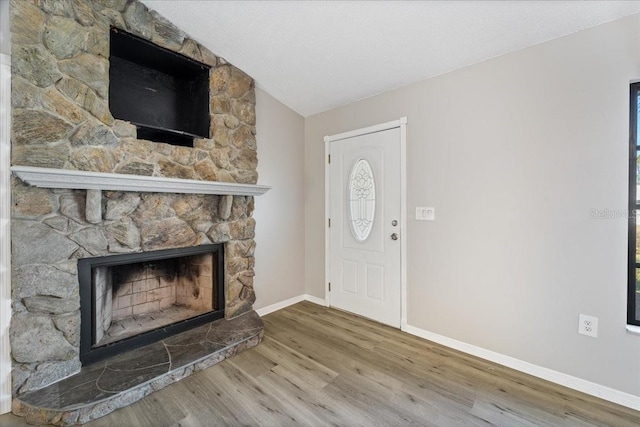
[2, 301, 639, 426]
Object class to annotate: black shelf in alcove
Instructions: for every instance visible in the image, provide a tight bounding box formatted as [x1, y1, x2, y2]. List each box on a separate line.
[133, 122, 203, 147]
[109, 27, 211, 147]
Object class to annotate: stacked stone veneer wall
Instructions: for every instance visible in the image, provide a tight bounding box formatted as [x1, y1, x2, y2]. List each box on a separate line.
[9, 0, 259, 396]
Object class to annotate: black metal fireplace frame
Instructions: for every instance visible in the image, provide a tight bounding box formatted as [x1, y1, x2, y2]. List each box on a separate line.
[78, 244, 225, 365]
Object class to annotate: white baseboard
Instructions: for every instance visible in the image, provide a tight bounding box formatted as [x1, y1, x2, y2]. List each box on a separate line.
[256, 295, 306, 316]
[402, 324, 640, 411]
[256, 294, 328, 317]
[304, 294, 328, 307]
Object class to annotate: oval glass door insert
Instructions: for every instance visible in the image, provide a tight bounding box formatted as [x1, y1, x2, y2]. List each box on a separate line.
[348, 158, 376, 242]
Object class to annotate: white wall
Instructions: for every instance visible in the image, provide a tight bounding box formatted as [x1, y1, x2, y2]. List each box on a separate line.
[305, 15, 640, 398]
[253, 88, 305, 310]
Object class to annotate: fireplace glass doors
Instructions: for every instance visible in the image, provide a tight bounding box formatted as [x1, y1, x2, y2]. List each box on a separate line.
[78, 244, 224, 364]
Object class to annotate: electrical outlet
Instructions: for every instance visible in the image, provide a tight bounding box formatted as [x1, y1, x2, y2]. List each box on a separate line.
[578, 314, 598, 338]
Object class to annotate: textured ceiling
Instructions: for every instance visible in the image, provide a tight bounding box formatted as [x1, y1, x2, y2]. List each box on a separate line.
[143, 1, 640, 117]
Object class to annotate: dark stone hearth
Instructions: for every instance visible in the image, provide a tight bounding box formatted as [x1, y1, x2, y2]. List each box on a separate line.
[19, 359, 82, 395]
[13, 311, 264, 426]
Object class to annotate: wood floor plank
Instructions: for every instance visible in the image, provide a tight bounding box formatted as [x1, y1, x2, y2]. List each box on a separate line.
[173, 372, 257, 426]
[197, 361, 303, 426]
[374, 339, 572, 419]
[1, 301, 639, 427]
[225, 345, 278, 379]
[389, 388, 492, 427]
[470, 397, 559, 427]
[240, 366, 344, 427]
[264, 317, 480, 409]
[274, 306, 381, 351]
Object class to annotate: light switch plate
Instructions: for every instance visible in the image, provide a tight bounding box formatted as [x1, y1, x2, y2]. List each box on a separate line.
[416, 207, 435, 221]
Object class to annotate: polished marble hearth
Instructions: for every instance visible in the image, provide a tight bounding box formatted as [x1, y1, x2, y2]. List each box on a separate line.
[12, 311, 264, 426]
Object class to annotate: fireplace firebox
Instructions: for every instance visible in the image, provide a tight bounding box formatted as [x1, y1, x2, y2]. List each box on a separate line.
[78, 244, 225, 364]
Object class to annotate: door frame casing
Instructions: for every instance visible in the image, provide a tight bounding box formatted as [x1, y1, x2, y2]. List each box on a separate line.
[324, 117, 408, 328]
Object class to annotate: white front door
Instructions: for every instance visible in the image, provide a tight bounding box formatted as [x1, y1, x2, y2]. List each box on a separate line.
[328, 125, 402, 327]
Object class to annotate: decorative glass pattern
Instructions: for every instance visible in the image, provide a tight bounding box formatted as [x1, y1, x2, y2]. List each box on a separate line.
[348, 158, 376, 242]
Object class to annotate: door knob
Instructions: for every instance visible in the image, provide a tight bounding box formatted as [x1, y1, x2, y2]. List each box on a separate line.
[391, 233, 399, 240]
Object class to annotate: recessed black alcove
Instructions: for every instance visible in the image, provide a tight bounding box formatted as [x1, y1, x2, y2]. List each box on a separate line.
[109, 27, 211, 147]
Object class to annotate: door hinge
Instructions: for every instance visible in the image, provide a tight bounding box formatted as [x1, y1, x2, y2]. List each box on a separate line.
[328, 218, 331, 227]
[328, 154, 331, 164]
[328, 282, 331, 292]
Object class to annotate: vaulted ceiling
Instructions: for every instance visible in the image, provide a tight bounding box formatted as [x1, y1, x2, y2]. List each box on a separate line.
[143, 1, 640, 117]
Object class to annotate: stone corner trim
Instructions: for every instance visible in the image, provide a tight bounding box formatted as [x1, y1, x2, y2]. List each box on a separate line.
[11, 166, 271, 197]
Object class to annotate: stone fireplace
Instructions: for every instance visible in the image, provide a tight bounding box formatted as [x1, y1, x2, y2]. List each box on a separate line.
[8, 0, 268, 423]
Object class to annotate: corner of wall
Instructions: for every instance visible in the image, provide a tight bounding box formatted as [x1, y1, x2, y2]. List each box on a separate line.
[253, 88, 306, 310]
